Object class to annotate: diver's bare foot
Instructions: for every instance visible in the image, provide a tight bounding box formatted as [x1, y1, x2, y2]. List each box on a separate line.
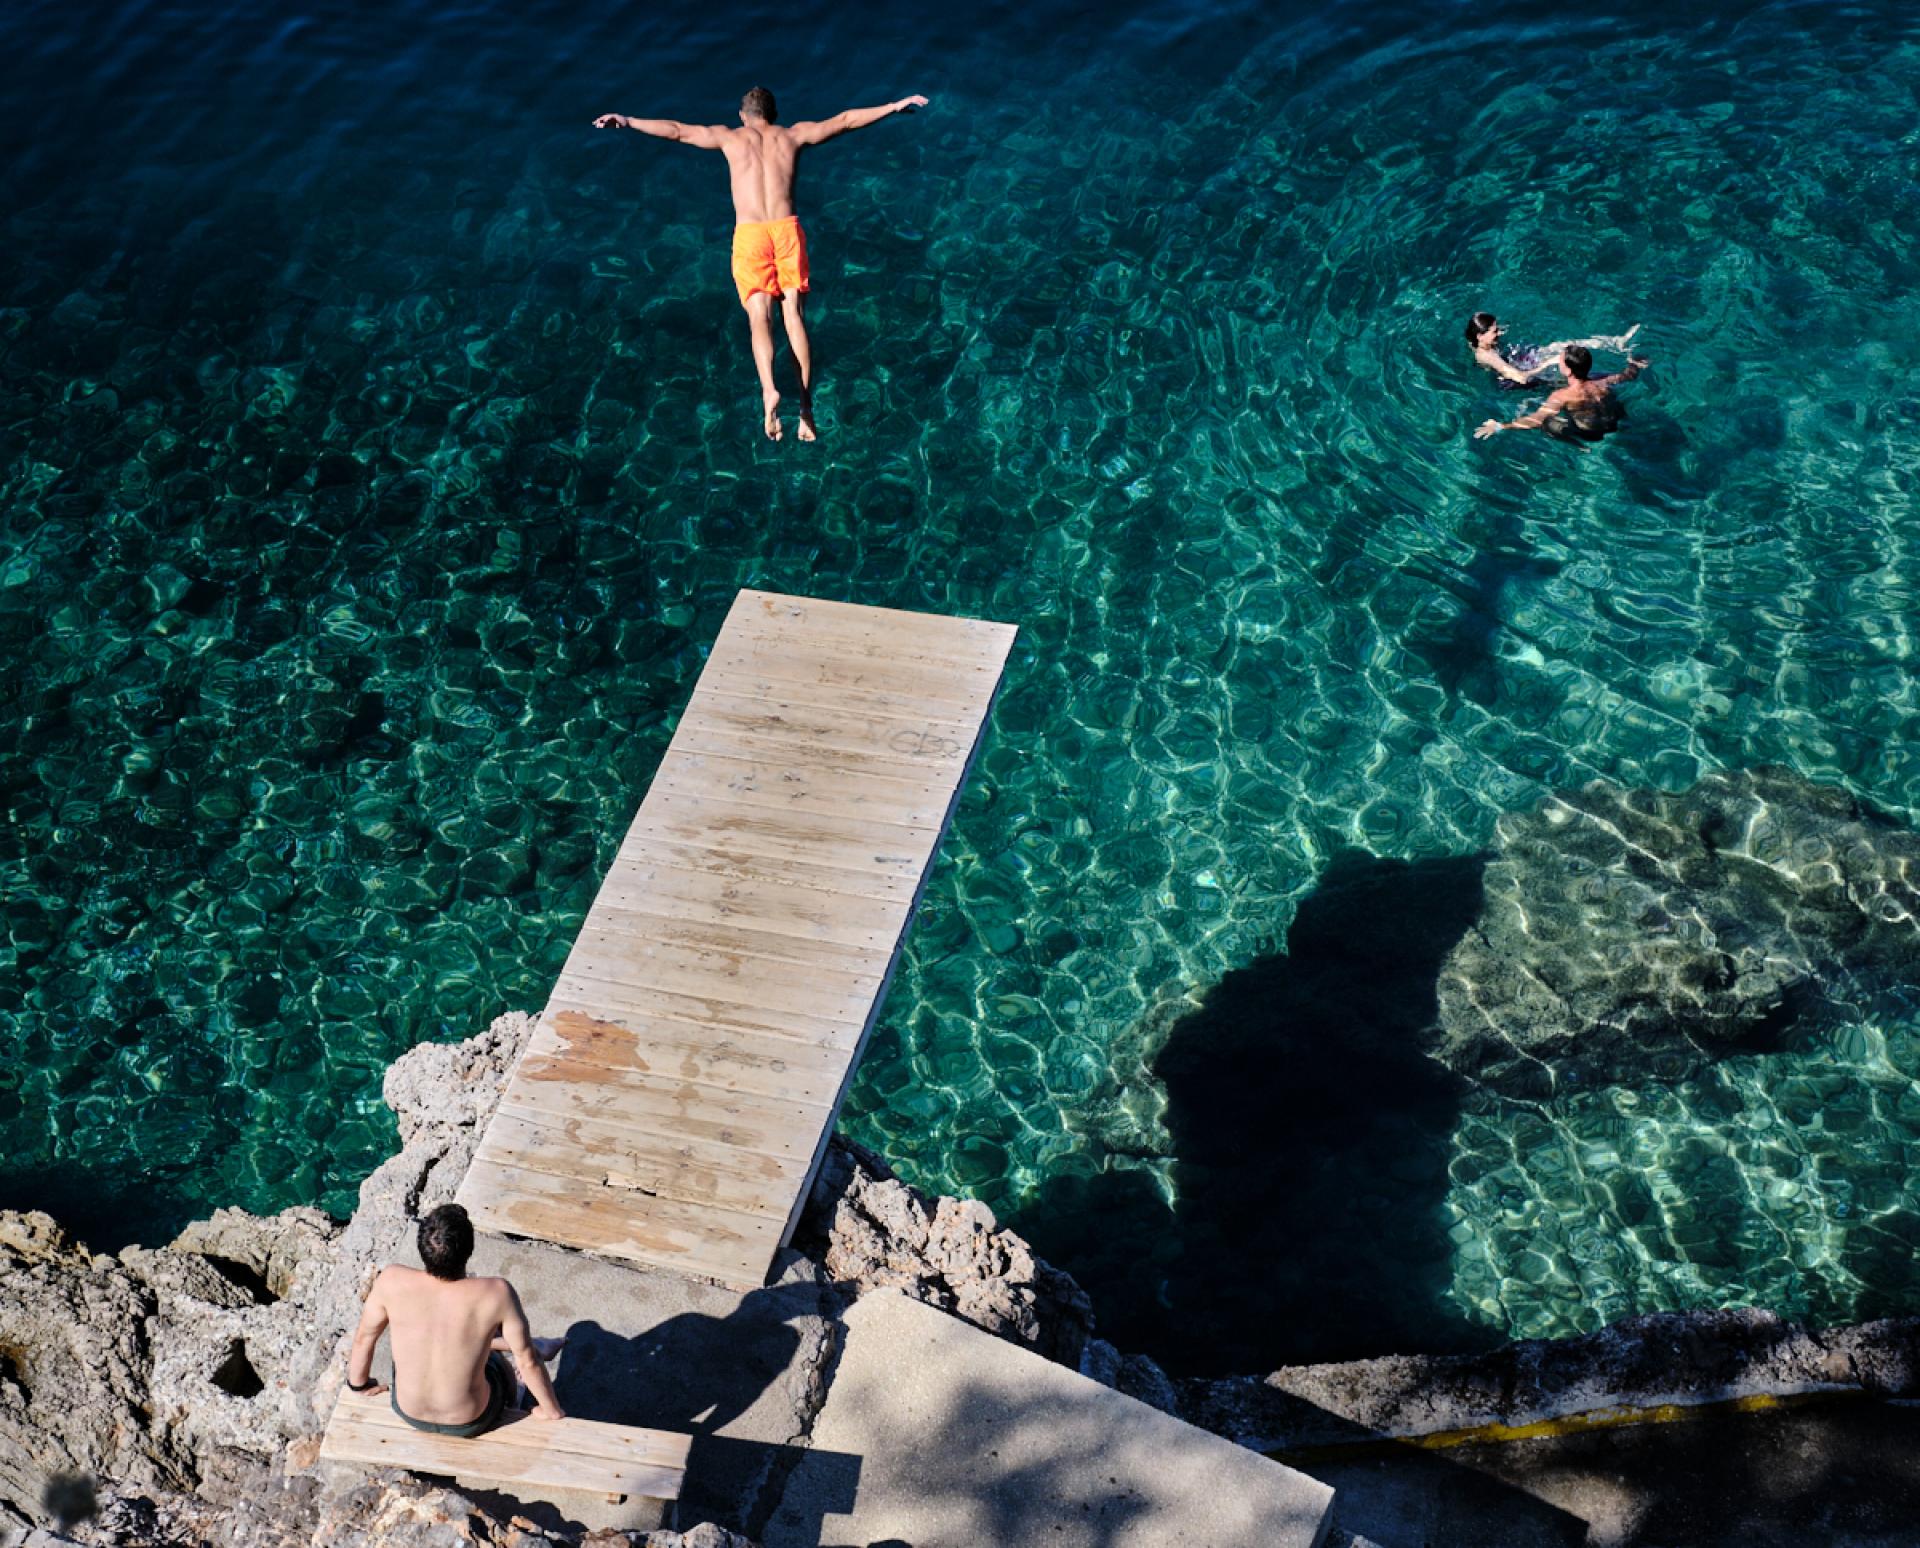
[797, 403, 818, 443]
[763, 391, 782, 441]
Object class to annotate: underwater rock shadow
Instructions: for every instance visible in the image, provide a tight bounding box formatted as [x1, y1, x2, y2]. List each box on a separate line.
[1403, 506, 1561, 708]
[1013, 849, 1500, 1376]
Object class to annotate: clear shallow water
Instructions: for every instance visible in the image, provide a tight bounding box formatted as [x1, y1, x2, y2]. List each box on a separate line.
[2, 0, 1919, 1366]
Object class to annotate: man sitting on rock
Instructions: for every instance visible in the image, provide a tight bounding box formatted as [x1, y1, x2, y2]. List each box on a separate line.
[343, 1203, 566, 1435]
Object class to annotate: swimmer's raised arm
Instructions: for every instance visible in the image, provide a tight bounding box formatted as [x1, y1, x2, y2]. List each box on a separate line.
[1475, 387, 1573, 439]
[1596, 355, 1650, 386]
[593, 114, 727, 148]
[790, 96, 929, 146]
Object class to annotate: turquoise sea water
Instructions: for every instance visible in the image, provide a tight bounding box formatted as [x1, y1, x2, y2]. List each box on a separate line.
[3, 0, 1920, 1368]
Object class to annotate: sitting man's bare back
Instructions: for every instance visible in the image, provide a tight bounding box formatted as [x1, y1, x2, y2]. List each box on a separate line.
[1475, 344, 1650, 447]
[342, 1203, 565, 1436]
[594, 85, 927, 443]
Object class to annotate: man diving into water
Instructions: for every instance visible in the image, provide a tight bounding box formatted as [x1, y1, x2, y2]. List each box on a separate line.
[594, 87, 928, 442]
[1475, 345, 1650, 445]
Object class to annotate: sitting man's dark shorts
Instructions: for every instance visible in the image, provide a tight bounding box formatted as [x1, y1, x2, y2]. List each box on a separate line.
[392, 1351, 514, 1438]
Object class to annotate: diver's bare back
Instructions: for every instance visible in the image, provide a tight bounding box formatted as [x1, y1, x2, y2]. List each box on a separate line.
[721, 122, 802, 223]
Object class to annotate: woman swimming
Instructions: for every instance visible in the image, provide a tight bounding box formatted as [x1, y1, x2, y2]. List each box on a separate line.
[1465, 311, 1641, 386]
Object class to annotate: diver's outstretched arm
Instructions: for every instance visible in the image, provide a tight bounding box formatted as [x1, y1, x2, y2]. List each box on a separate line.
[593, 115, 727, 148]
[790, 96, 929, 146]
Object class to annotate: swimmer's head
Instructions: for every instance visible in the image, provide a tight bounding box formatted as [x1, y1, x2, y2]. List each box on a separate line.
[1561, 345, 1593, 380]
[741, 87, 777, 124]
[1465, 311, 1500, 349]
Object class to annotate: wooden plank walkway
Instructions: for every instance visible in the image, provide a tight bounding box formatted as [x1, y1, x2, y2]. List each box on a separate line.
[457, 588, 1017, 1287]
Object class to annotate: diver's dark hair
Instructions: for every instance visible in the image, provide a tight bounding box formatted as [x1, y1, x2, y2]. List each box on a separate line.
[417, 1203, 474, 1281]
[741, 86, 777, 122]
[1562, 345, 1593, 380]
[1465, 311, 1497, 347]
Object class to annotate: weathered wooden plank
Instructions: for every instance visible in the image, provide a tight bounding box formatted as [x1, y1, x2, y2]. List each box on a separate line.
[558, 928, 884, 1027]
[493, 1095, 809, 1192]
[625, 793, 937, 877]
[721, 587, 1021, 649]
[703, 640, 994, 708]
[580, 861, 906, 951]
[547, 971, 867, 1051]
[647, 751, 955, 828]
[555, 946, 874, 1031]
[463, 1157, 780, 1284]
[579, 900, 897, 976]
[722, 612, 1010, 664]
[501, 1071, 819, 1162]
[527, 1010, 851, 1105]
[478, 1111, 803, 1218]
[689, 674, 990, 729]
[611, 833, 919, 903]
[667, 720, 983, 784]
[676, 691, 984, 772]
[729, 587, 1009, 634]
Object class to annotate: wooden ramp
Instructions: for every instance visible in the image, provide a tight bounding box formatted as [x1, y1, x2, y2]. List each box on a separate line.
[457, 589, 1017, 1286]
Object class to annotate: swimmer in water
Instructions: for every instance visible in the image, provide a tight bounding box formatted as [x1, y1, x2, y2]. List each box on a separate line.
[1475, 345, 1649, 445]
[1465, 312, 1641, 386]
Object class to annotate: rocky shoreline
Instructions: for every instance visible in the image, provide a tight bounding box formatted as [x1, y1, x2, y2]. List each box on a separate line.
[5, 1010, 1919, 1546]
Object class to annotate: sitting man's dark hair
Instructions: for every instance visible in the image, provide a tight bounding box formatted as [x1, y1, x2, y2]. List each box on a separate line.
[1464, 310, 1497, 346]
[1561, 345, 1593, 380]
[418, 1203, 474, 1281]
[742, 86, 777, 122]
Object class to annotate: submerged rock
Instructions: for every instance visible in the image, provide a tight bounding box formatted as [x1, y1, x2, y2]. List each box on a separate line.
[1434, 768, 1920, 1093]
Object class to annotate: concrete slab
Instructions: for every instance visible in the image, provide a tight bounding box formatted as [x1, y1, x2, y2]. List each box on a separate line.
[365, 1234, 855, 1539]
[763, 1289, 1336, 1548]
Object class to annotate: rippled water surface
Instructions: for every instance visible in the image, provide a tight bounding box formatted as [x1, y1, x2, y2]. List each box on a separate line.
[3, 0, 1919, 1365]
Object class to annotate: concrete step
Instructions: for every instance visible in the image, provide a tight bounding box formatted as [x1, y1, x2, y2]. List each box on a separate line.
[764, 1289, 1335, 1547]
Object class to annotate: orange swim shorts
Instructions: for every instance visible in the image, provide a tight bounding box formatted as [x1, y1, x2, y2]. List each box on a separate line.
[730, 215, 809, 306]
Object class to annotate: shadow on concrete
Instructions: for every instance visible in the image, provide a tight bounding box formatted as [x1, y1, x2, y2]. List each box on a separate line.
[553, 1291, 859, 1541]
[558, 1295, 801, 1435]
[771, 1376, 1269, 1548]
[1013, 848, 1500, 1375]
